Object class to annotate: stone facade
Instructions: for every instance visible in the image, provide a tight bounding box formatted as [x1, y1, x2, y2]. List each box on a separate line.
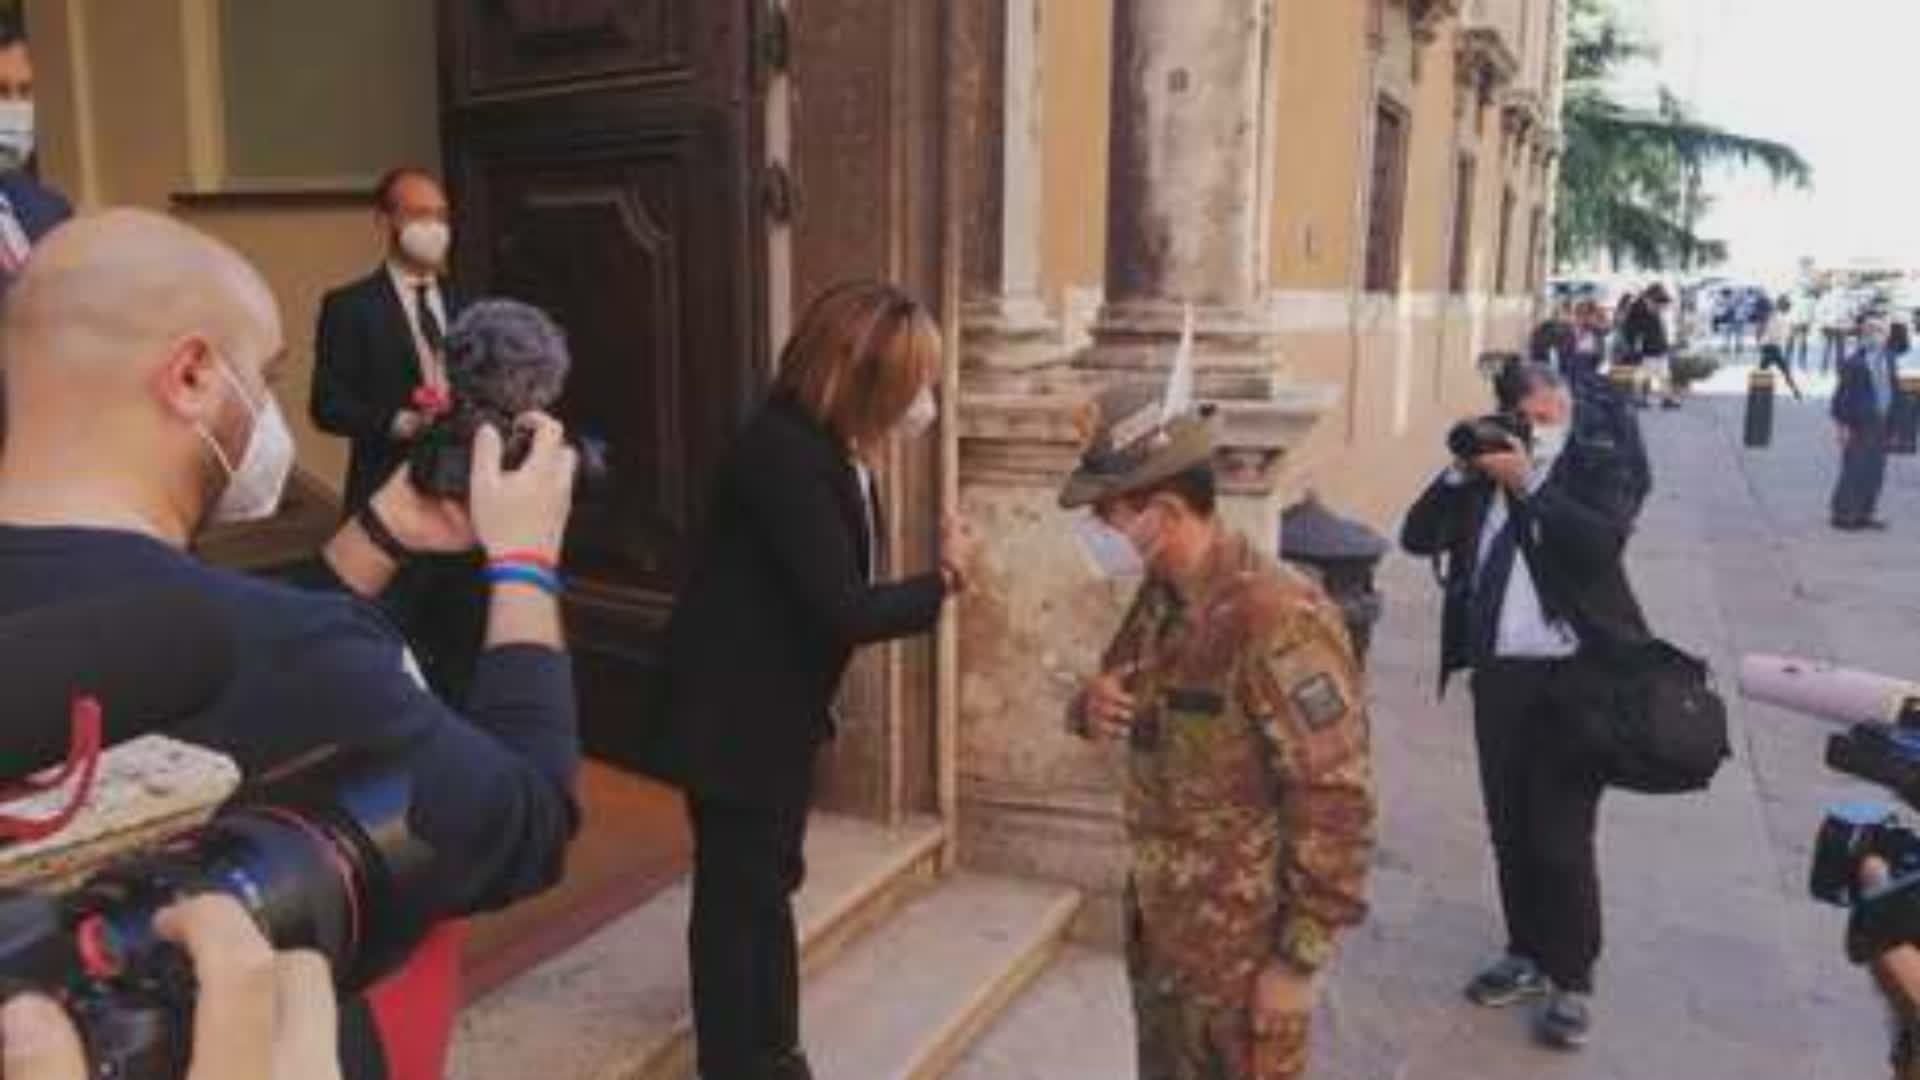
[956, 0, 1568, 937]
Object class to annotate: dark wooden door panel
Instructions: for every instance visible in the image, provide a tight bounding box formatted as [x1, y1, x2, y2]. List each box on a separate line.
[441, 0, 765, 770]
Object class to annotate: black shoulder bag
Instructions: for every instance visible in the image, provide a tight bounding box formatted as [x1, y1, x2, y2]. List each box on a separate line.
[1587, 639, 1731, 794]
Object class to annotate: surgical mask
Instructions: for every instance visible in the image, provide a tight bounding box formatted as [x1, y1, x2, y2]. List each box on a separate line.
[398, 220, 451, 268]
[197, 359, 295, 524]
[0, 100, 34, 172]
[1073, 511, 1145, 579]
[899, 386, 937, 439]
[1531, 422, 1570, 466]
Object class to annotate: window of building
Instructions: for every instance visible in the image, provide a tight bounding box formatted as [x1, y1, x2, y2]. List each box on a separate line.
[1364, 100, 1411, 294]
[1448, 154, 1476, 294]
[208, 0, 438, 190]
[1494, 185, 1516, 295]
[1526, 203, 1547, 292]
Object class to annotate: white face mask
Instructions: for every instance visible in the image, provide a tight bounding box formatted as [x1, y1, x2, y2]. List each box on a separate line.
[899, 386, 937, 439]
[0, 100, 34, 172]
[197, 359, 295, 524]
[398, 220, 451, 268]
[1072, 511, 1145, 579]
[1531, 422, 1570, 466]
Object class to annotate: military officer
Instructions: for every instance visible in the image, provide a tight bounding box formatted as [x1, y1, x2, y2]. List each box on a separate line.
[1062, 385, 1376, 1080]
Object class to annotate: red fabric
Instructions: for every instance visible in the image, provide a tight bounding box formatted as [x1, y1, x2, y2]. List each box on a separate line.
[368, 920, 466, 1080]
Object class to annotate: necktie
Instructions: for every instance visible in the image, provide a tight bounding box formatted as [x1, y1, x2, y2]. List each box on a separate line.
[1468, 512, 1521, 664]
[415, 283, 445, 355]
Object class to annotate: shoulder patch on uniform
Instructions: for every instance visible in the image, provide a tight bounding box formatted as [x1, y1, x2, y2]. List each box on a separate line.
[1289, 673, 1347, 732]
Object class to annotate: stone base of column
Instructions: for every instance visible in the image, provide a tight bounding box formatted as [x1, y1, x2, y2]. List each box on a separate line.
[962, 294, 1061, 375]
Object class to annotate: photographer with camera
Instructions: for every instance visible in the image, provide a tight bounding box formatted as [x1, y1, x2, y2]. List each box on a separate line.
[1401, 361, 1652, 1051]
[0, 210, 579, 1078]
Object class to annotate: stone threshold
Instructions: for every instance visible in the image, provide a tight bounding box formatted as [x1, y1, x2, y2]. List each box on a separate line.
[448, 814, 948, 1080]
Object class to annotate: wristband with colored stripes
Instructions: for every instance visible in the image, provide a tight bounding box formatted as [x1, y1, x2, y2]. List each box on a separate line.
[484, 561, 563, 595]
[486, 548, 560, 570]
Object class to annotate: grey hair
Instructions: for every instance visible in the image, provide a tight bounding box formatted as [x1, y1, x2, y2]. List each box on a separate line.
[443, 299, 571, 414]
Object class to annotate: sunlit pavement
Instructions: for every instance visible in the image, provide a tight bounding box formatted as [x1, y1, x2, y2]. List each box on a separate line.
[958, 362, 1902, 1079]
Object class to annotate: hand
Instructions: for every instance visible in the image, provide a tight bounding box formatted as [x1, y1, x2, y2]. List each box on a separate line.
[940, 513, 980, 586]
[1082, 663, 1139, 739]
[390, 409, 427, 441]
[1251, 961, 1315, 1022]
[0, 896, 342, 1080]
[469, 412, 577, 560]
[1472, 447, 1531, 493]
[369, 469, 476, 555]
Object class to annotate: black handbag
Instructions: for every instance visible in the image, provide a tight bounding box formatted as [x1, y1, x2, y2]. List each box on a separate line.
[1587, 639, 1732, 794]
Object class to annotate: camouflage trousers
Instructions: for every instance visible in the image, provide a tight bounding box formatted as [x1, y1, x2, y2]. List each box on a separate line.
[1127, 925, 1309, 1079]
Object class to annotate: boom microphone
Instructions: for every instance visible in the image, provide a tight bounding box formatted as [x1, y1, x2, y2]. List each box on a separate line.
[1737, 654, 1920, 727]
[0, 586, 237, 779]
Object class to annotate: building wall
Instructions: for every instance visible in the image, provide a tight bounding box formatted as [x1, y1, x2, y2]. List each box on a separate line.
[1029, 0, 1560, 527]
[27, 0, 440, 497]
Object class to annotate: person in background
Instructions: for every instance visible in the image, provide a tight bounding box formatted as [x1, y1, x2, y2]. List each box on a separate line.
[311, 167, 482, 703]
[1786, 288, 1815, 371]
[0, 15, 69, 284]
[1831, 316, 1903, 531]
[1619, 284, 1675, 409]
[1566, 299, 1610, 383]
[1759, 296, 1804, 400]
[1529, 302, 1578, 372]
[651, 281, 979, 1080]
[1820, 288, 1856, 375]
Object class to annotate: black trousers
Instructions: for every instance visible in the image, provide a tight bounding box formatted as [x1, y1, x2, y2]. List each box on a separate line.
[1832, 417, 1890, 526]
[1470, 659, 1607, 993]
[689, 794, 810, 1080]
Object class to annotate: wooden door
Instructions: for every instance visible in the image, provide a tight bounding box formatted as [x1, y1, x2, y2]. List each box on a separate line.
[440, 0, 768, 769]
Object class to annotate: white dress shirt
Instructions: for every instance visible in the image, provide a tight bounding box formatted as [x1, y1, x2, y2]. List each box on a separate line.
[386, 261, 449, 391]
[1472, 457, 1581, 660]
[851, 461, 878, 582]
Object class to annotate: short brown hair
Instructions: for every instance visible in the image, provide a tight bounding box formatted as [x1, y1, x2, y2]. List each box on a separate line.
[775, 281, 941, 448]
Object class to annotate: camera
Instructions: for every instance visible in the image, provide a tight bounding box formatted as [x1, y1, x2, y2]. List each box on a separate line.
[1740, 656, 1920, 962]
[1446, 412, 1533, 460]
[0, 750, 436, 1078]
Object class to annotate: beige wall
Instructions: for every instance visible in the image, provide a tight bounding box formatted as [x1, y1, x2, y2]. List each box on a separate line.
[26, 0, 440, 497]
[1029, 0, 1562, 526]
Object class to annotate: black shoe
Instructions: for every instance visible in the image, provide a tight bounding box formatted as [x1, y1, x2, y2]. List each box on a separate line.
[1535, 986, 1593, 1050]
[1862, 518, 1891, 531]
[1464, 954, 1549, 1008]
[1833, 517, 1864, 532]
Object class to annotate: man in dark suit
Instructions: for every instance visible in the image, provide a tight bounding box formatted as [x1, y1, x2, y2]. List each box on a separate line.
[0, 18, 72, 277]
[311, 168, 481, 701]
[1402, 362, 1651, 1052]
[1830, 315, 1902, 531]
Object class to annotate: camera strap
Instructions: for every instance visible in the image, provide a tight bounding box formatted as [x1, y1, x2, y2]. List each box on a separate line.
[0, 695, 104, 843]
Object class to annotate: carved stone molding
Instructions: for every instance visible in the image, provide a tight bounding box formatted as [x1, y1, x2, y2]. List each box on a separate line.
[1456, 25, 1520, 108]
[1409, 0, 1462, 46]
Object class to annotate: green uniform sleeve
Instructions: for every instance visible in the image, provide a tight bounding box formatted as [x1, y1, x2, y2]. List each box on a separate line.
[1239, 603, 1377, 974]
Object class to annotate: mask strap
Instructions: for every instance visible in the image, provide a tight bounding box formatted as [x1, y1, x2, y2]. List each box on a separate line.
[0, 695, 105, 844]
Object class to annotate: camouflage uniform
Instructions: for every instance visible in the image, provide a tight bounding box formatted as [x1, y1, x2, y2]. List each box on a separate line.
[1070, 529, 1376, 1080]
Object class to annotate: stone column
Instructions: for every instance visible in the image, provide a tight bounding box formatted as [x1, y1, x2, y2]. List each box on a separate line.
[956, 0, 1055, 368]
[1090, 0, 1276, 370]
[952, 0, 1338, 943]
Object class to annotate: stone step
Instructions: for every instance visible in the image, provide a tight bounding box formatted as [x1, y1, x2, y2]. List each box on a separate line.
[801, 875, 1082, 1080]
[947, 946, 1131, 1080]
[448, 814, 946, 1080]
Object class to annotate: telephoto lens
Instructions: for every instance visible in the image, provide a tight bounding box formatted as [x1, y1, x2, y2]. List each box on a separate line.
[0, 752, 437, 1079]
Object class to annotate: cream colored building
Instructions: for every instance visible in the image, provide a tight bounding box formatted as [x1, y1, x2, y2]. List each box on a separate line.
[21, 0, 1564, 1070]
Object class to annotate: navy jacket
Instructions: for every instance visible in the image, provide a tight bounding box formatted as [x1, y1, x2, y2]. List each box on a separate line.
[1832, 347, 1902, 430]
[0, 171, 72, 242]
[1401, 394, 1652, 690]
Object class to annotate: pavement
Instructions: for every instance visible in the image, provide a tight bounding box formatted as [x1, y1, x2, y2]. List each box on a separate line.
[957, 358, 1913, 1079]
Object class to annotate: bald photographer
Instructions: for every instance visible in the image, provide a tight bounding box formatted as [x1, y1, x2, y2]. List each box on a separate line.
[0, 209, 579, 1078]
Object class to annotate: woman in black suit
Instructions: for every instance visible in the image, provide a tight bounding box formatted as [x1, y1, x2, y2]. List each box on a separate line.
[651, 281, 976, 1080]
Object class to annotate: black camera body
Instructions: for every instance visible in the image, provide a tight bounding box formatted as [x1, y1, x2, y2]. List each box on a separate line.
[408, 405, 534, 500]
[1811, 716, 1920, 962]
[1446, 412, 1533, 460]
[0, 753, 436, 1078]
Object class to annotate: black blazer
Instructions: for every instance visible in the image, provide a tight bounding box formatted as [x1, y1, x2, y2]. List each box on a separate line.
[1832, 347, 1900, 430]
[0, 172, 71, 242]
[1401, 402, 1651, 691]
[650, 394, 947, 807]
[310, 269, 466, 509]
